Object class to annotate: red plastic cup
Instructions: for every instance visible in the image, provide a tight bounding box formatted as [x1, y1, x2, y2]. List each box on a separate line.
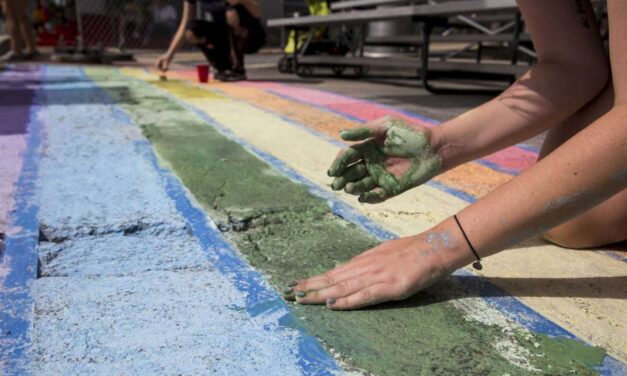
[196, 64, 210, 83]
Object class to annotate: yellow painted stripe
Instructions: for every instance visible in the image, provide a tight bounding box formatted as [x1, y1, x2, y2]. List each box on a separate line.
[122, 69, 627, 362]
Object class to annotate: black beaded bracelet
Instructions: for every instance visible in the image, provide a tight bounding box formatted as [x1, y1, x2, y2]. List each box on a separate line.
[453, 214, 483, 270]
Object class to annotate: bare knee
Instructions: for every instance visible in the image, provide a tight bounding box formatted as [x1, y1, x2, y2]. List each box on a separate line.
[544, 215, 627, 249]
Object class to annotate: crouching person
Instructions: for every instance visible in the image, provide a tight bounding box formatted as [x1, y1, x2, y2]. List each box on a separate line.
[157, 0, 265, 82]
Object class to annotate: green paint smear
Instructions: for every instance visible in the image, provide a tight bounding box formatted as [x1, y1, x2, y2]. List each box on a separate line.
[86, 67, 607, 376]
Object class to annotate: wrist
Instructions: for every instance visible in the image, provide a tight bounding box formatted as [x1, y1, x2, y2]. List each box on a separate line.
[419, 218, 477, 273]
[428, 126, 452, 172]
[429, 123, 467, 172]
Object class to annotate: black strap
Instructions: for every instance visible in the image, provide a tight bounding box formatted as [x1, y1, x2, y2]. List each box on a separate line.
[453, 215, 483, 270]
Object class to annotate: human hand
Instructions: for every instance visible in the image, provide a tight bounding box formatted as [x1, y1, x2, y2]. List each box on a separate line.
[328, 116, 442, 203]
[282, 234, 452, 310]
[156, 54, 173, 72]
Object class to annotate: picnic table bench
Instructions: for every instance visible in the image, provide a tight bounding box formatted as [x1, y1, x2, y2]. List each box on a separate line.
[267, 0, 528, 93]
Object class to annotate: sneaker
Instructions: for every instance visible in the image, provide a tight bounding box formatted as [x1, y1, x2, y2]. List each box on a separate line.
[215, 70, 247, 82]
[24, 50, 41, 61]
[1, 51, 25, 62]
[213, 70, 228, 81]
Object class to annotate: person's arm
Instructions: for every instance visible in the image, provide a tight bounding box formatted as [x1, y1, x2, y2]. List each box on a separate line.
[328, 1, 609, 203]
[156, 1, 194, 71]
[435, 0, 609, 171]
[285, 0, 627, 310]
[289, 108, 626, 310]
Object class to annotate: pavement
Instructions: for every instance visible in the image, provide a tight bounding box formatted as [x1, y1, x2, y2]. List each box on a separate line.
[0, 57, 625, 375]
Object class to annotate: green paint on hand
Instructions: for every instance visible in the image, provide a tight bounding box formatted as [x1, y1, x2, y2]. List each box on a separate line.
[330, 118, 442, 203]
[87, 67, 608, 376]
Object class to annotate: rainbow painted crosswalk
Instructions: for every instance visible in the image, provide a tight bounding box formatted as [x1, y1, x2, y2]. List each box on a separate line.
[0, 64, 625, 375]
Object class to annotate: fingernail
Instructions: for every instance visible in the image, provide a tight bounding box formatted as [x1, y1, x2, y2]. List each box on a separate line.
[327, 169, 333, 177]
[287, 281, 298, 287]
[326, 298, 336, 306]
[358, 195, 365, 203]
[282, 287, 294, 295]
[295, 291, 307, 298]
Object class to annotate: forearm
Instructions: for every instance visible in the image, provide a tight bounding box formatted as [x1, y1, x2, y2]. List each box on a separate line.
[165, 24, 187, 57]
[165, 3, 192, 57]
[434, 62, 608, 171]
[436, 105, 627, 271]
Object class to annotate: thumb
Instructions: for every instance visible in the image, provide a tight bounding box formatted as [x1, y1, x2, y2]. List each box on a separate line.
[340, 124, 389, 141]
[340, 127, 375, 141]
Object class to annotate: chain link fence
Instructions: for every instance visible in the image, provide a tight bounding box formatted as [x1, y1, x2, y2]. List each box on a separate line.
[7, 0, 182, 52]
[75, 0, 180, 51]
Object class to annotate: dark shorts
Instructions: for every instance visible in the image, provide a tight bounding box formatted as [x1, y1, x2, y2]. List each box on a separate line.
[186, 4, 266, 70]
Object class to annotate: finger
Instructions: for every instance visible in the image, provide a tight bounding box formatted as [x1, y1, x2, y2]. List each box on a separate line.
[359, 188, 389, 204]
[286, 258, 372, 296]
[326, 283, 393, 310]
[327, 147, 362, 177]
[340, 124, 388, 141]
[339, 127, 374, 141]
[331, 163, 368, 191]
[345, 176, 377, 195]
[295, 272, 383, 305]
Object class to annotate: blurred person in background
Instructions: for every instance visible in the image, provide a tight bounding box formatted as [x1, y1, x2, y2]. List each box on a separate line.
[156, 0, 265, 82]
[143, 0, 178, 47]
[1, 0, 39, 61]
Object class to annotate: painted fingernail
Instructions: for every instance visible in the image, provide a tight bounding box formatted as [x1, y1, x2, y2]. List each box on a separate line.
[327, 169, 333, 177]
[282, 287, 294, 295]
[358, 195, 365, 203]
[295, 291, 307, 298]
[287, 281, 298, 287]
[326, 298, 336, 306]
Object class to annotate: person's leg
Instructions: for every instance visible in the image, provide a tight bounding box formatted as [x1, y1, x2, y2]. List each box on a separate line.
[3, 0, 24, 56]
[540, 83, 627, 248]
[185, 20, 233, 73]
[14, 0, 36, 55]
[226, 8, 245, 73]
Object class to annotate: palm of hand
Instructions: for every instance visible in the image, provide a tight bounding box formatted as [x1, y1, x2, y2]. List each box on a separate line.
[328, 117, 442, 203]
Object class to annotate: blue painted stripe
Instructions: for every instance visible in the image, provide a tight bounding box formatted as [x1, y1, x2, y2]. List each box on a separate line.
[476, 159, 523, 176]
[267, 90, 367, 124]
[426, 180, 477, 204]
[86, 68, 343, 375]
[0, 66, 44, 375]
[134, 76, 625, 375]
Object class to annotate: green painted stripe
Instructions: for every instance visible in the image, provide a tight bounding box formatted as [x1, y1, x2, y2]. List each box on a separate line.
[87, 67, 607, 376]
